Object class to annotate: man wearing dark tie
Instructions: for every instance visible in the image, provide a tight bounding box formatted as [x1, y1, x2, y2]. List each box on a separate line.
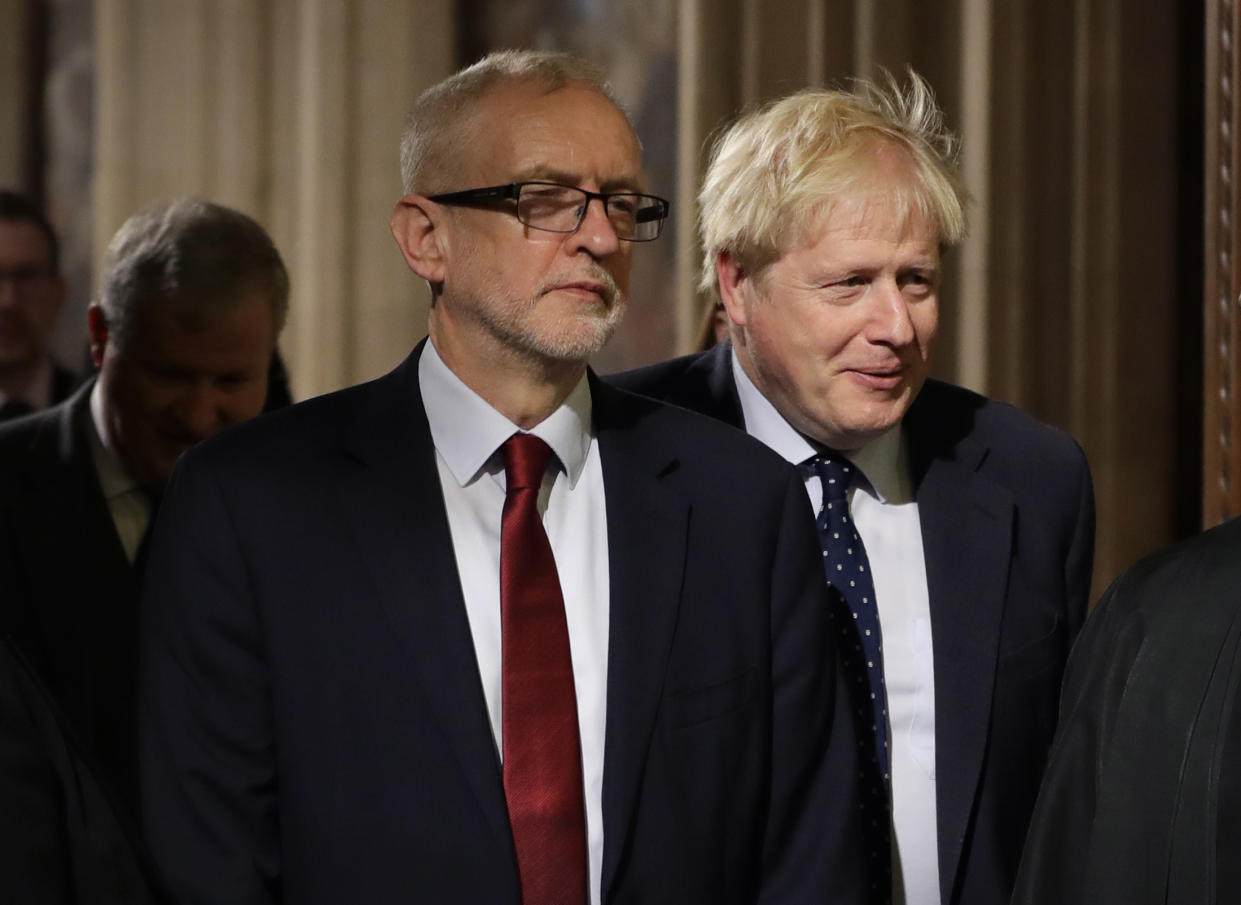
[0, 197, 287, 818]
[612, 75, 1095, 905]
[0, 191, 79, 420]
[139, 50, 863, 905]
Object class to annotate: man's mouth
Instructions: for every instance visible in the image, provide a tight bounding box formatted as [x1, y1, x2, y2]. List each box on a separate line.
[546, 277, 617, 306]
[846, 365, 906, 391]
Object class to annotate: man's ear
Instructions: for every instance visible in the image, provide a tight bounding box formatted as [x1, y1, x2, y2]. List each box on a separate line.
[390, 194, 448, 286]
[716, 251, 752, 328]
[86, 303, 109, 369]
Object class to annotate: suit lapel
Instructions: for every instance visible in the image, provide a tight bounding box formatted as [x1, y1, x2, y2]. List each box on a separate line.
[906, 390, 1014, 904]
[335, 346, 512, 851]
[592, 379, 689, 901]
[15, 384, 133, 673]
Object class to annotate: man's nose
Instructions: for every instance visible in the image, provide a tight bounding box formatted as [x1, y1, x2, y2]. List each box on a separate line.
[868, 279, 917, 346]
[568, 197, 622, 257]
[173, 384, 226, 439]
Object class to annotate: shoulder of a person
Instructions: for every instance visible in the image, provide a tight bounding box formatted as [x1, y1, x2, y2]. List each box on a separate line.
[0, 400, 68, 461]
[1073, 516, 1241, 700]
[914, 378, 1089, 469]
[605, 349, 712, 395]
[181, 371, 392, 476]
[1112, 515, 1241, 608]
[595, 378, 795, 485]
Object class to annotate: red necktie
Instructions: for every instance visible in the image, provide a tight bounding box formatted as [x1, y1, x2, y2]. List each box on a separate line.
[500, 433, 588, 905]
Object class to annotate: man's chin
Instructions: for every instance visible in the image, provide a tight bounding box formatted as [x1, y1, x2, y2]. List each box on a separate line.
[522, 308, 624, 363]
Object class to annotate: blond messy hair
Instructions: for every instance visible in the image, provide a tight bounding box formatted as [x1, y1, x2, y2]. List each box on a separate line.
[399, 49, 628, 195]
[698, 70, 968, 295]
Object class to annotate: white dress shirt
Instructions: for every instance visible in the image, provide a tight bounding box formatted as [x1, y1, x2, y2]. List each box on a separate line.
[732, 352, 941, 905]
[419, 342, 610, 905]
[88, 381, 153, 563]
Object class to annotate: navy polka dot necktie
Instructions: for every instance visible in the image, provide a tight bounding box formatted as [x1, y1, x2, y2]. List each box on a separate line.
[810, 453, 892, 903]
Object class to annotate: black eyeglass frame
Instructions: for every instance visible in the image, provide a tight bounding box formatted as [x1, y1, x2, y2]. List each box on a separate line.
[426, 181, 670, 242]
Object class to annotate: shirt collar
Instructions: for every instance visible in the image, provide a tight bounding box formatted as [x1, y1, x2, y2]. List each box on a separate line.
[87, 380, 143, 502]
[730, 346, 911, 503]
[418, 339, 593, 489]
[846, 422, 911, 504]
[731, 350, 818, 466]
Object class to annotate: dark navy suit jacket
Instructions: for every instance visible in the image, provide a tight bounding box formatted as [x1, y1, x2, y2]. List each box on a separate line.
[139, 341, 865, 905]
[0, 379, 143, 813]
[1014, 515, 1241, 905]
[610, 341, 1096, 905]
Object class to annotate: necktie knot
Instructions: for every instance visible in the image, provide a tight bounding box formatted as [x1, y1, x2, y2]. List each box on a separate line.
[810, 454, 855, 505]
[502, 433, 553, 493]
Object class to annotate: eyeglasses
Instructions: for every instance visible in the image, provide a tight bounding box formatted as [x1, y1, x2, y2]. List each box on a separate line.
[427, 181, 670, 242]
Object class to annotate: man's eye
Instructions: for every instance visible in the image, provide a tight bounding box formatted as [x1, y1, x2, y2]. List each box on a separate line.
[901, 272, 935, 289]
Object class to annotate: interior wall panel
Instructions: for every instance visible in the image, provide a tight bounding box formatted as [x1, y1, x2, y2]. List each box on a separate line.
[1206, 0, 1241, 524]
[82, 0, 1204, 588]
[93, 0, 453, 398]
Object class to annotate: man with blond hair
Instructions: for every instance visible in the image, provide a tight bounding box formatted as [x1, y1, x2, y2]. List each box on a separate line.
[140, 50, 864, 905]
[613, 74, 1095, 905]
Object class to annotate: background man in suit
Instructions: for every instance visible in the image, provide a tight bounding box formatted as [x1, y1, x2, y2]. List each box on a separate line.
[612, 74, 1095, 905]
[0, 191, 78, 420]
[1012, 514, 1241, 905]
[0, 197, 287, 816]
[140, 50, 863, 905]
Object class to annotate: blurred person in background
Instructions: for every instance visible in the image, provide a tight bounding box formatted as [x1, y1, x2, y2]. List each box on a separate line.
[0, 190, 79, 421]
[0, 196, 288, 822]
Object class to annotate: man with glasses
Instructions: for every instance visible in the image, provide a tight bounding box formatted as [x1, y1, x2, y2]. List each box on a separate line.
[0, 191, 78, 421]
[140, 50, 864, 905]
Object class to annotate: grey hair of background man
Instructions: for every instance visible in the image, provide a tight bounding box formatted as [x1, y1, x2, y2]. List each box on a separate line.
[399, 49, 633, 195]
[698, 70, 969, 296]
[97, 197, 289, 350]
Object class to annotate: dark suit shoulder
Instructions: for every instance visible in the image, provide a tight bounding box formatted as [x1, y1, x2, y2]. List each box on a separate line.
[910, 379, 1090, 481]
[1092, 515, 1241, 630]
[0, 389, 91, 500]
[604, 345, 741, 427]
[0, 399, 64, 459]
[593, 376, 798, 487]
[180, 368, 400, 473]
[608, 349, 712, 393]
